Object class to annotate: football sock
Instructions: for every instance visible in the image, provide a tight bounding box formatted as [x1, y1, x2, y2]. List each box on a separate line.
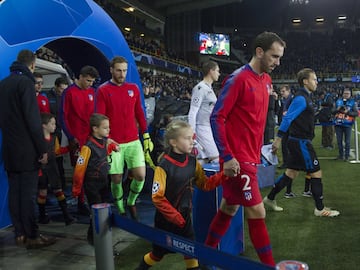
[304, 173, 311, 192]
[37, 194, 47, 217]
[143, 252, 161, 267]
[268, 173, 292, 200]
[184, 257, 199, 269]
[111, 182, 125, 213]
[248, 218, 276, 266]
[205, 209, 232, 247]
[310, 177, 324, 210]
[37, 193, 47, 204]
[55, 190, 66, 202]
[127, 179, 144, 206]
[286, 178, 293, 193]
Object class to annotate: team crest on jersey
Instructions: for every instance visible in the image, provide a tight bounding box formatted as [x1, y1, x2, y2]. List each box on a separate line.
[152, 181, 160, 194]
[88, 94, 94, 101]
[314, 159, 319, 166]
[244, 191, 252, 201]
[41, 100, 47, 106]
[267, 84, 272, 94]
[193, 96, 200, 105]
[128, 90, 134, 97]
[77, 155, 85, 165]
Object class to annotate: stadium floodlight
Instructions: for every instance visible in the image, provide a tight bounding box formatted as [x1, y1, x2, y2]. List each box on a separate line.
[338, 15, 347, 20]
[292, 18, 302, 23]
[316, 17, 325, 22]
[124, 6, 135, 12]
[289, 0, 310, 5]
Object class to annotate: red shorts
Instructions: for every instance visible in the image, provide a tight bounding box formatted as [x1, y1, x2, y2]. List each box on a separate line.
[222, 162, 262, 206]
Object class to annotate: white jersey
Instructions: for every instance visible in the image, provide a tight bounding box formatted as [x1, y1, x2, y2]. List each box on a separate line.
[188, 80, 218, 159]
[188, 81, 217, 129]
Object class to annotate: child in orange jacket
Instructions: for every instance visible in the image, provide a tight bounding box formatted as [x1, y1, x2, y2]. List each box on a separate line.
[73, 113, 118, 245]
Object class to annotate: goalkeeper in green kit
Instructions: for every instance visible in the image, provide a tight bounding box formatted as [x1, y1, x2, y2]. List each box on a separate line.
[96, 56, 154, 220]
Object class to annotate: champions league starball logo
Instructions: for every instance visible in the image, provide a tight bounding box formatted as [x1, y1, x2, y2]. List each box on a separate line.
[152, 181, 160, 194]
[76, 155, 85, 165]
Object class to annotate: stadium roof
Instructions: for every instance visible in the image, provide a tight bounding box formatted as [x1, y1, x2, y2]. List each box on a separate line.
[124, 0, 360, 32]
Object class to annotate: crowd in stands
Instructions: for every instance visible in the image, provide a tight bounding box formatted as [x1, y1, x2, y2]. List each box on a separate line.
[35, 48, 75, 80]
[95, 0, 360, 85]
[35, 47, 360, 112]
[271, 30, 360, 80]
[139, 69, 197, 101]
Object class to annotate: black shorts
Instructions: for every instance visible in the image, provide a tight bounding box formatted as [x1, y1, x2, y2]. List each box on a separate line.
[38, 160, 62, 190]
[286, 136, 320, 173]
[83, 177, 109, 206]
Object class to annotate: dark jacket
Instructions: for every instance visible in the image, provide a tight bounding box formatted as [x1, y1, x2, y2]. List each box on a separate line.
[0, 61, 46, 172]
[289, 88, 315, 140]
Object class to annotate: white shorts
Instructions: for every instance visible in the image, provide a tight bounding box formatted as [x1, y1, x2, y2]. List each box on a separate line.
[195, 125, 219, 160]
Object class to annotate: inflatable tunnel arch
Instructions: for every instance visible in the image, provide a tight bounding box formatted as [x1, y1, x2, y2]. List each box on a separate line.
[0, 0, 143, 228]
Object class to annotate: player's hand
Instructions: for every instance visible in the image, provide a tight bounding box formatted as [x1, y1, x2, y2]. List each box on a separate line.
[174, 212, 186, 228]
[143, 132, 154, 153]
[191, 145, 199, 156]
[272, 137, 281, 154]
[38, 153, 48, 165]
[223, 158, 240, 177]
[69, 138, 79, 152]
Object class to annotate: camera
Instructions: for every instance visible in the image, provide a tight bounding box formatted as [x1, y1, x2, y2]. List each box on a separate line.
[339, 106, 346, 113]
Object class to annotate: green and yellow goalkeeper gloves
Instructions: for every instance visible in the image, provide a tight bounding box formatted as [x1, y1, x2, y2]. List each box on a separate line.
[143, 132, 155, 169]
[143, 132, 154, 153]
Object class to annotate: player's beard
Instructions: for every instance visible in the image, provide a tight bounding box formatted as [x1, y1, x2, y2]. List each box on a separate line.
[112, 76, 125, 85]
[260, 57, 275, 74]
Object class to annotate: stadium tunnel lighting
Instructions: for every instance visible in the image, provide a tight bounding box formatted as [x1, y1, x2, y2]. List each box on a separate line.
[316, 17, 325, 22]
[338, 15, 347, 20]
[292, 18, 302, 23]
[124, 6, 135, 12]
[124, 27, 131, 32]
[289, 0, 310, 5]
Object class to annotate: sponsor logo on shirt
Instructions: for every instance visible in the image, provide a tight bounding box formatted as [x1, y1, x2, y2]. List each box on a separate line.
[88, 94, 94, 101]
[128, 90, 134, 97]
